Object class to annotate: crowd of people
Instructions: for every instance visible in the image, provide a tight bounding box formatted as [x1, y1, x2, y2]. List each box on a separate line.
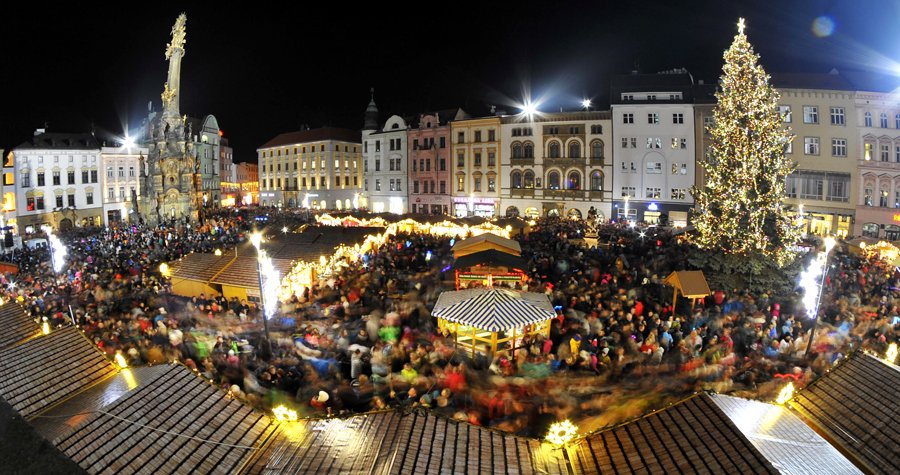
[1, 209, 897, 437]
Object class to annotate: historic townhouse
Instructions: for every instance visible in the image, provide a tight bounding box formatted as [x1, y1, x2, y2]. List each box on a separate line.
[854, 88, 900, 238]
[451, 116, 502, 217]
[407, 110, 466, 215]
[100, 144, 146, 225]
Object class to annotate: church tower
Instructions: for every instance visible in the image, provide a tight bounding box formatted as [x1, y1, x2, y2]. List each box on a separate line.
[138, 13, 202, 225]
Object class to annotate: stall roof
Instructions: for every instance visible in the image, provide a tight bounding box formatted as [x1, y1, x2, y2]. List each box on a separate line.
[432, 288, 555, 332]
[0, 326, 117, 418]
[788, 352, 900, 474]
[0, 302, 39, 348]
[453, 249, 528, 271]
[54, 364, 277, 475]
[663, 270, 711, 298]
[711, 394, 861, 475]
[452, 233, 521, 258]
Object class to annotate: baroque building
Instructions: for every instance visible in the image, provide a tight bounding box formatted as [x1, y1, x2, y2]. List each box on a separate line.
[100, 143, 146, 225]
[407, 110, 465, 214]
[451, 115, 502, 217]
[361, 92, 409, 214]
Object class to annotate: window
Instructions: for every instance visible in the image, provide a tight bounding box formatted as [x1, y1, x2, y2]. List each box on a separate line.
[52, 171, 60, 185]
[590, 171, 603, 190]
[864, 187, 873, 206]
[590, 125, 603, 134]
[488, 130, 495, 141]
[82, 170, 88, 183]
[457, 132, 465, 143]
[473, 176, 481, 192]
[524, 143, 534, 158]
[86, 191, 93, 205]
[21, 173, 30, 188]
[568, 142, 580, 158]
[831, 138, 847, 157]
[896, 114, 900, 129]
[487, 176, 495, 192]
[830, 107, 845, 125]
[474, 152, 482, 167]
[119, 186, 126, 199]
[881, 189, 890, 207]
[865, 112, 873, 127]
[803, 106, 818, 124]
[36, 196, 44, 210]
[118, 166, 124, 178]
[474, 131, 482, 142]
[523, 170, 534, 188]
[621, 161, 627, 171]
[623, 113, 634, 124]
[881, 113, 889, 128]
[621, 186, 636, 197]
[804, 137, 820, 155]
[389, 179, 396, 192]
[621, 138, 628, 148]
[488, 152, 496, 167]
[457, 152, 464, 167]
[896, 145, 900, 163]
[67, 170, 75, 184]
[547, 171, 560, 190]
[440, 181, 446, 193]
[777, 105, 792, 122]
[648, 113, 659, 124]
[413, 181, 419, 193]
[646, 162, 662, 174]
[671, 188, 686, 200]
[439, 137, 446, 148]
[680, 138, 687, 149]
[511, 171, 522, 189]
[566, 171, 581, 190]
[26, 196, 34, 211]
[440, 158, 446, 171]
[882, 144, 890, 162]
[375, 159, 380, 171]
[672, 113, 684, 124]
[645, 187, 661, 198]
[591, 141, 603, 159]
[548, 142, 561, 158]
[512, 143, 523, 158]
[375, 179, 381, 191]
[827, 174, 850, 202]
[55, 195, 63, 208]
[37, 172, 45, 186]
[108, 188, 115, 200]
[67, 194, 75, 207]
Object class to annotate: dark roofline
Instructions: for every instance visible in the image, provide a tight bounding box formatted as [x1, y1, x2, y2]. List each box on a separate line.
[259, 127, 362, 150]
[15, 132, 101, 151]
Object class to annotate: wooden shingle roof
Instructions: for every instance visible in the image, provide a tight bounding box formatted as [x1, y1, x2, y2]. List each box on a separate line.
[245, 411, 568, 475]
[169, 252, 233, 282]
[0, 326, 117, 419]
[570, 393, 778, 474]
[788, 353, 900, 474]
[0, 302, 39, 347]
[54, 364, 277, 475]
[663, 270, 711, 298]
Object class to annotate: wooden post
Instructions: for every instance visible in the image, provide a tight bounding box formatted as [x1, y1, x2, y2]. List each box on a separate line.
[491, 330, 498, 357]
[511, 327, 517, 352]
[673, 287, 679, 311]
[472, 326, 476, 359]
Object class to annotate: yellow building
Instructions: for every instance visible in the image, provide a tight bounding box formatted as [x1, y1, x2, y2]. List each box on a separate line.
[451, 116, 501, 217]
[257, 127, 363, 210]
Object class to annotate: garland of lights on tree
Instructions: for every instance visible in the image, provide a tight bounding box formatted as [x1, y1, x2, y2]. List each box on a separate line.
[692, 18, 800, 265]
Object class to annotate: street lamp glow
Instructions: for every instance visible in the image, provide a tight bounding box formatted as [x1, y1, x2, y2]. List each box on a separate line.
[282, 226, 289, 234]
[122, 135, 135, 148]
[250, 232, 263, 250]
[521, 101, 538, 120]
[581, 99, 592, 109]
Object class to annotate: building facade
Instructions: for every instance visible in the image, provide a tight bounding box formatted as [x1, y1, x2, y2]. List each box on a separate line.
[12, 129, 104, 233]
[100, 144, 145, 225]
[363, 114, 409, 214]
[854, 90, 900, 238]
[499, 111, 613, 220]
[257, 127, 362, 210]
[611, 70, 700, 226]
[451, 116, 502, 217]
[407, 110, 464, 215]
[235, 162, 258, 205]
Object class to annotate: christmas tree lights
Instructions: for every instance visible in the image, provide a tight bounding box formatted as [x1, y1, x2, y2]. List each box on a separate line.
[692, 18, 800, 265]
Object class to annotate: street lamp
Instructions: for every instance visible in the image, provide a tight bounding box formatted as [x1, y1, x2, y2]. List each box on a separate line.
[804, 236, 837, 355]
[250, 232, 279, 352]
[581, 99, 592, 110]
[623, 196, 630, 224]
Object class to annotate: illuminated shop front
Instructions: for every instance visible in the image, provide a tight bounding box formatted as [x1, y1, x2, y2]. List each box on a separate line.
[453, 197, 497, 218]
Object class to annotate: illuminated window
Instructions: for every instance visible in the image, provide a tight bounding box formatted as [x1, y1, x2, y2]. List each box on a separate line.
[803, 137, 820, 155]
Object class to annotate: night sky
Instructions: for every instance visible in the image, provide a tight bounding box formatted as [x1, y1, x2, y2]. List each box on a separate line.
[2, 0, 899, 161]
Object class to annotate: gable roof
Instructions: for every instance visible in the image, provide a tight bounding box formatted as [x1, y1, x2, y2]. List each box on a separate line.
[452, 233, 521, 258]
[788, 352, 900, 474]
[0, 302, 40, 347]
[453, 249, 528, 271]
[664, 270, 711, 298]
[16, 132, 100, 150]
[432, 288, 556, 331]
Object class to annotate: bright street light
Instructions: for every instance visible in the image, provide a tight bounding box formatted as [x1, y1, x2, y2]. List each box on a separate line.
[581, 99, 592, 109]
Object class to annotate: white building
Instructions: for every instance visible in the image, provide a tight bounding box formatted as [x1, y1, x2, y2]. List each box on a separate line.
[363, 109, 409, 214]
[100, 144, 146, 225]
[499, 111, 613, 220]
[611, 69, 700, 226]
[11, 129, 105, 233]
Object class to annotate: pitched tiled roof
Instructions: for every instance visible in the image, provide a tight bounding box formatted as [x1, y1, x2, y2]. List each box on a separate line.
[788, 353, 900, 474]
[169, 252, 234, 282]
[259, 127, 361, 150]
[710, 394, 861, 475]
[16, 132, 101, 150]
[0, 302, 40, 347]
[54, 364, 277, 475]
[244, 411, 568, 475]
[0, 326, 117, 418]
[571, 393, 778, 474]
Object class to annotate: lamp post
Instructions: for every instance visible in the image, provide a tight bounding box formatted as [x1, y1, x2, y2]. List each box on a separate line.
[250, 232, 271, 348]
[805, 236, 837, 355]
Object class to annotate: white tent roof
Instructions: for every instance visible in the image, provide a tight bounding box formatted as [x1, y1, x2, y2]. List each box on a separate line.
[431, 288, 555, 332]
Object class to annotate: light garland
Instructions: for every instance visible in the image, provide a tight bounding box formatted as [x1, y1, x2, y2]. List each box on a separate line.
[886, 343, 898, 365]
[545, 420, 578, 446]
[775, 382, 795, 405]
[273, 405, 298, 422]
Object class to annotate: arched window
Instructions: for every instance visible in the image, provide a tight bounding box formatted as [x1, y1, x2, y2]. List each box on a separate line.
[511, 170, 522, 189]
[524, 142, 534, 158]
[523, 170, 535, 188]
[862, 222, 879, 238]
[548, 142, 561, 158]
[506, 206, 520, 218]
[590, 170, 603, 190]
[548, 171, 561, 189]
[567, 171, 582, 190]
[591, 140, 603, 159]
[512, 143, 523, 159]
[569, 142, 581, 158]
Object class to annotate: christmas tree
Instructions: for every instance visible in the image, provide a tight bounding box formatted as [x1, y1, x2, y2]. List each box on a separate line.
[692, 18, 799, 265]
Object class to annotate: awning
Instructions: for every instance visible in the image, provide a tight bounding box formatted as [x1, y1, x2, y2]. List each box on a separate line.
[431, 288, 555, 331]
[453, 249, 527, 271]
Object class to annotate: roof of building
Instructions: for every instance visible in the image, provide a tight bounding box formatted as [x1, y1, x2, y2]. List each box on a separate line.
[771, 72, 857, 91]
[710, 394, 862, 475]
[572, 393, 778, 474]
[259, 127, 362, 150]
[432, 288, 556, 332]
[0, 396, 86, 475]
[452, 232, 521, 258]
[16, 132, 101, 151]
[788, 352, 900, 474]
[499, 110, 611, 124]
[244, 410, 568, 475]
[453, 249, 528, 271]
[409, 108, 470, 128]
[54, 364, 277, 475]
[0, 326, 117, 418]
[0, 302, 40, 348]
[664, 270, 711, 298]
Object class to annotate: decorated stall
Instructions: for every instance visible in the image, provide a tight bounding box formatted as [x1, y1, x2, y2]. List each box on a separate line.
[432, 288, 556, 357]
[664, 270, 711, 311]
[453, 249, 528, 290]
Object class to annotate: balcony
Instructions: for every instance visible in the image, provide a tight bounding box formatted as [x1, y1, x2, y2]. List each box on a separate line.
[588, 190, 612, 200]
[544, 189, 583, 200]
[510, 188, 535, 198]
[545, 157, 584, 169]
[588, 156, 607, 167]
